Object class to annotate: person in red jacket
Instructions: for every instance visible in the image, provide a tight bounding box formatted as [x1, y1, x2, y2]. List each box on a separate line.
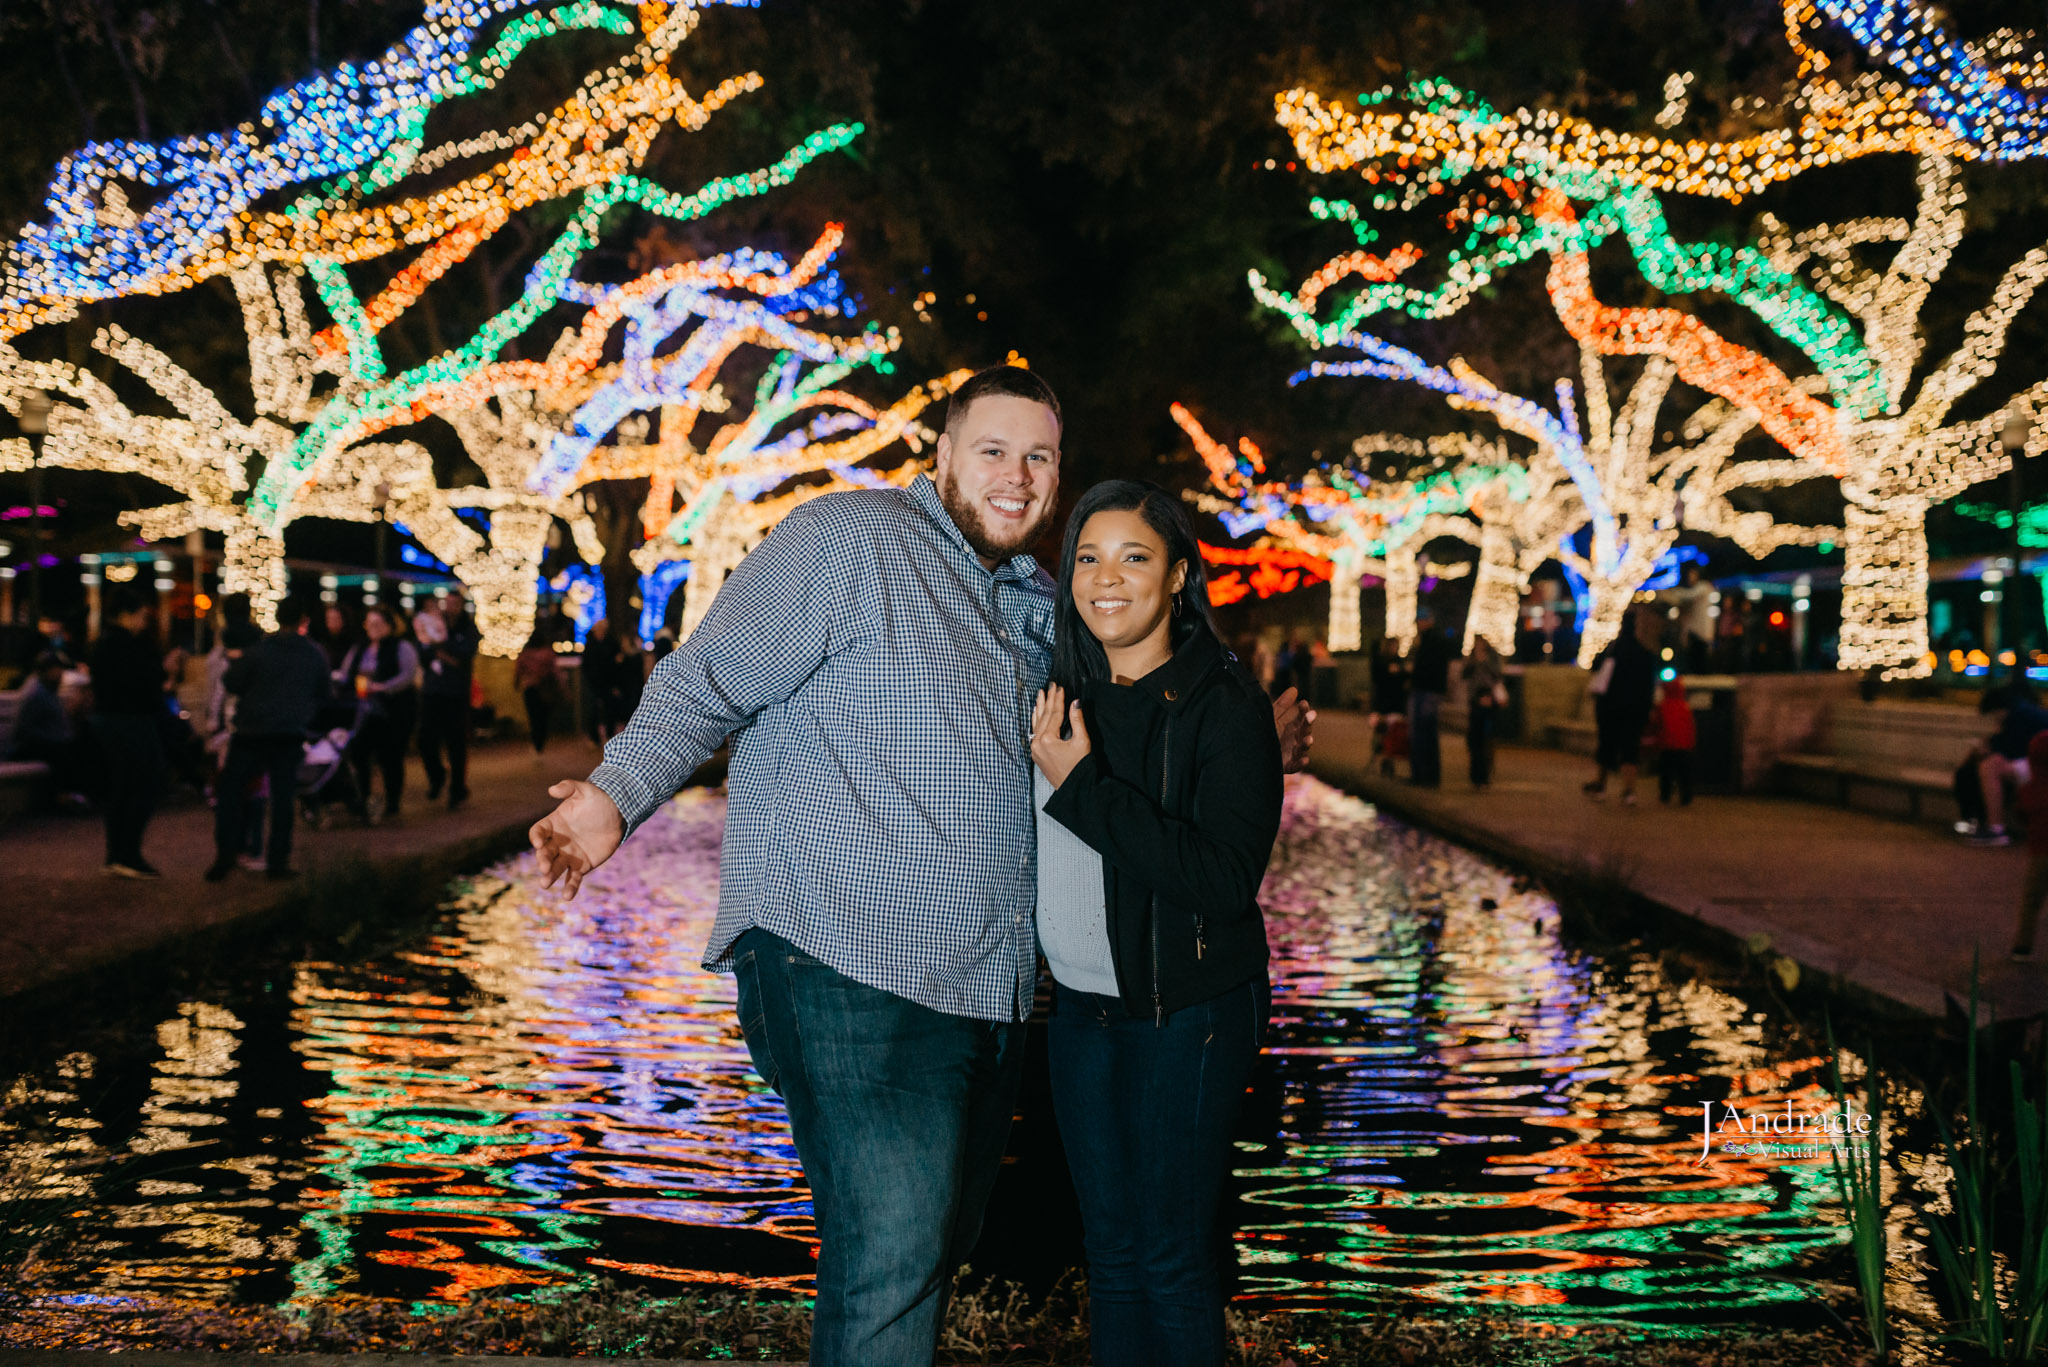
[2010, 730, 2048, 960]
[1656, 673, 1697, 806]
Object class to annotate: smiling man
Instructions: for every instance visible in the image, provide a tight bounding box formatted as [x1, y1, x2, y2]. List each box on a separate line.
[529, 365, 1305, 1366]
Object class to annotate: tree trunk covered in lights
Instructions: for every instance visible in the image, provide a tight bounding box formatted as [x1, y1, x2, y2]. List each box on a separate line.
[1462, 522, 1521, 655]
[219, 525, 287, 631]
[1577, 585, 1631, 668]
[1382, 548, 1419, 653]
[679, 517, 749, 642]
[459, 508, 553, 659]
[1838, 498, 1933, 677]
[1326, 554, 1365, 654]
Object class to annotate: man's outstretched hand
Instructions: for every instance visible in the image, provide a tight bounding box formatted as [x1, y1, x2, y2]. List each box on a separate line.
[529, 779, 625, 899]
[1272, 686, 1315, 774]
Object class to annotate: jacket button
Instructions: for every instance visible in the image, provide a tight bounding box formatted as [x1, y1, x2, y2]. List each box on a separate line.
[1163, 688, 1178, 701]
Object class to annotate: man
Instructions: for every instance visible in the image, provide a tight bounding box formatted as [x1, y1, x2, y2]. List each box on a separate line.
[1407, 605, 1452, 787]
[417, 589, 479, 810]
[89, 589, 167, 878]
[205, 599, 332, 881]
[529, 365, 1309, 1366]
[1963, 684, 2048, 847]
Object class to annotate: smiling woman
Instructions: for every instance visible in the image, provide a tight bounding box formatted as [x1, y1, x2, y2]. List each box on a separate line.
[1031, 477, 1285, 1367]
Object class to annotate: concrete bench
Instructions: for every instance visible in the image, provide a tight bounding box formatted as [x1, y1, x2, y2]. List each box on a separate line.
[1772, 699, 1979, 824]
[1774, 752, 1954, 819]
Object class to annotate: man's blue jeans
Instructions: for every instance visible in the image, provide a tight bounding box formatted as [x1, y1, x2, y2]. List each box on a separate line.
[731, 927, 1024, 1367]
[1047, 976, 1269, 1367]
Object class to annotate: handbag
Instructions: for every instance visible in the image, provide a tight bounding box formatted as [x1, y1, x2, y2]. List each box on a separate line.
[1588, 658, 1615, 696]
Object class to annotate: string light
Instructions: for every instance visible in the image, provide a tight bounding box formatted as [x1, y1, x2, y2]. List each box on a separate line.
[1268, 0, 2048, 211]
[2, 2, 766, 335]
[1259, 2, 2048, 676]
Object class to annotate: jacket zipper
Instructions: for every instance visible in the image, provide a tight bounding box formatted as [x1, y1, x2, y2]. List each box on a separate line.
[1153, 717, 1170, 1026]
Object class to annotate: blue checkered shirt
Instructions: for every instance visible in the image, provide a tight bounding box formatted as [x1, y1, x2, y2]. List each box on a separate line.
[589, 474, 1054, 1023]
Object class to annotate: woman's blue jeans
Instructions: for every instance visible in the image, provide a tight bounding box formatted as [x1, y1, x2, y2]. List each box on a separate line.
[731, 928, 1024, 1367]
[1047, 975, 1269, 1367]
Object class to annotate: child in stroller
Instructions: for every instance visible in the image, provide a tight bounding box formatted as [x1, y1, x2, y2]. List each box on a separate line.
[300, 697, 369, 828]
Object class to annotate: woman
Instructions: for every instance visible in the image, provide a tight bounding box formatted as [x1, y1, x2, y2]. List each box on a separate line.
[1583, 605, 1657, 805]
[1463, 634, 1507, 788]
[338, 605, 420, 820]
[1028, 480, 1283, 1367]
[319, 602, 361, 672]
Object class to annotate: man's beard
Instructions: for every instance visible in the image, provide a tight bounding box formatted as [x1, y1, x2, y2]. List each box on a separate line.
[937, 467, 1052, 562]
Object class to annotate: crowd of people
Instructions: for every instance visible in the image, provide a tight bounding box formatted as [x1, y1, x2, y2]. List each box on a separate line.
[3, 587, 656, 882]
[1347, 600, 1696, 805]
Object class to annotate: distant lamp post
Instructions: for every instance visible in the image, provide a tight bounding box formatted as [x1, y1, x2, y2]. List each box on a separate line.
[17, 388, 52, 625]
[371, 478, 392, 579]
[2002, 407, 2033, 679]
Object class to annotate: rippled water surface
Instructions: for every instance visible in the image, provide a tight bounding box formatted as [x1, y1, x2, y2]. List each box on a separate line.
[2, 777, 1891, 1331]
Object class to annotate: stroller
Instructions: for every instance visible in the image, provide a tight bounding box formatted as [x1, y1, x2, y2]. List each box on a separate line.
[299, 698, 369, 828]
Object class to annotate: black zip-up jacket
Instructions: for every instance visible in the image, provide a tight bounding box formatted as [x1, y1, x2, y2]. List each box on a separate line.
[1041, 622, 1284, 1021]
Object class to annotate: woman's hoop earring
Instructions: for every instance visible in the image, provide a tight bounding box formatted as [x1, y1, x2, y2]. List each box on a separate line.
[1172, 594, 1184, 618]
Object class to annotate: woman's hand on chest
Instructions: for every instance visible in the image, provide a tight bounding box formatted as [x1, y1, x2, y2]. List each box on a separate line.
[1030, 683, 1092, 788]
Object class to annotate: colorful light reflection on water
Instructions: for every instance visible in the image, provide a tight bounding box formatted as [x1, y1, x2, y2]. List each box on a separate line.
[1, 778, 1896, 1331]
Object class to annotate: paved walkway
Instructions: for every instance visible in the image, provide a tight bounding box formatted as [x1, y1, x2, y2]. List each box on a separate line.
[0, 737, 603, 1002]
[1306, 710, 2046, 1023]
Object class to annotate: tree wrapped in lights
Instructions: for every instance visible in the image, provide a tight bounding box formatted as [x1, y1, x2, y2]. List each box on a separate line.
[1255, 0, 2048, 675]
[1295, 325, 1837, 664]
[1173, 403, 1524, 653]
[1, 0, 877, 655]
[0, 0, 768, 337]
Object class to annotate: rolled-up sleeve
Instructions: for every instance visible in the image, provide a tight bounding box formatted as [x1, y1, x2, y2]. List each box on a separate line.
[590, 507, 844, 837]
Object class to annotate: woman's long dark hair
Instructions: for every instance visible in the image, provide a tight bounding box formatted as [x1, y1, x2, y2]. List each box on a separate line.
[1051, 479, 1220, 693]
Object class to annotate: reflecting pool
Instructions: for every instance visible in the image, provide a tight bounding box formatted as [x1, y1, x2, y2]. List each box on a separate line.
[0, 777, 1900, 1334]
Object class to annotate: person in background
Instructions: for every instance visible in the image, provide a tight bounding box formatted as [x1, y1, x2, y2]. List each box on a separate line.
[337, 605, 420, 821]
[1583, 606, 1658, 805]
[206, 599, 332, 881]
[1276, 627, 1316, 701]
[10, 652, 89, 801]
[417, 589, 479, 810]
[1964, 684, 2048, 846]
[202, 594, 266, 865]
[89, 589, 167, 878]
[34, 611, 77, 668]
[515, 631, 562, 755]
[1367, 635, 1409, 776]
[1665, 563, 1716, 674]
[1656, 672, 1697, 806]
[2011, 730, 2048, 962]
[318, 603, 360, 672]
[1407, 606, 1452, 788]
[1462, 633, 1506, 789]
[582, 617, 629, 744]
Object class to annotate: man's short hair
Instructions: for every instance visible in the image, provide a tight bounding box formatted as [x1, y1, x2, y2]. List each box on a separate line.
[944, 365, 1061, 438]
[276, 599, 309, 631]
[1983, 685, 2019, 715]
[106, 587, 149, 619]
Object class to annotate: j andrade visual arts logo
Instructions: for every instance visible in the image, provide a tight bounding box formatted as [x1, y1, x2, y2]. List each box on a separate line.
[1698, 1099, 1875, 1164]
